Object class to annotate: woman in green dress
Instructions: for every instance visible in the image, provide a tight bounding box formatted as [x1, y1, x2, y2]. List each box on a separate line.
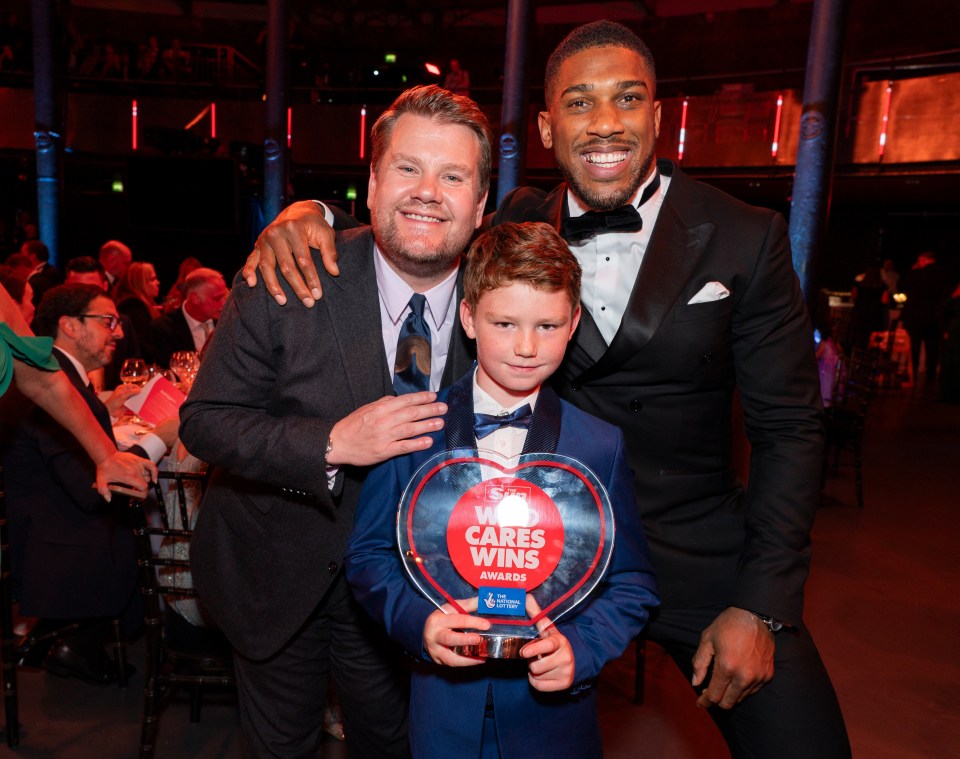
[1, 283, 154, 499]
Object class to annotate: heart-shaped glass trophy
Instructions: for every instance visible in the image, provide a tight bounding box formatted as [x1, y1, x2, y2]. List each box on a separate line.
[397, 448, 615, 658]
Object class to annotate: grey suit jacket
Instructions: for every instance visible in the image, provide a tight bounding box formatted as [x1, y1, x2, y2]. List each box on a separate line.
[494, 160, 823, 626]
[180, 227, 475, 659]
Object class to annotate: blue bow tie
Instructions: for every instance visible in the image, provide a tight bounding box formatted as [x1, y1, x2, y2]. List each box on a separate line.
[474, 404, 533, 439]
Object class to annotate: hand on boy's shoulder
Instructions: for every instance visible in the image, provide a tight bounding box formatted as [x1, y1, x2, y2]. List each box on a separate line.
[423, 598, 490, 668]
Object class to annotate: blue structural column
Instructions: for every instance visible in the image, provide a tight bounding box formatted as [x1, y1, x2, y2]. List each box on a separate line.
[788, 0, 850, 299]
[497, 0, 532, 207]
[262, 0, 289, 225]
[31, 0, 61, 266]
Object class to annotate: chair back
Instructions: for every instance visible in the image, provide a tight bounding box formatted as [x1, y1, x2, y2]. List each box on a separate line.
[832, 348, 881, 418]
[132, 468, 234, 759]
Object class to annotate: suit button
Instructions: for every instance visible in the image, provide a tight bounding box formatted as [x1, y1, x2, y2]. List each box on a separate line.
[572, 384, 581, 391]
[702, 353, 713, 364]
[328, 561, 338, 575]
[630, 399, 642, 412]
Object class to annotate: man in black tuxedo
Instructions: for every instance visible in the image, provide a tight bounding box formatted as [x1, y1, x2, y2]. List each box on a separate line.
[180, 86, 490, 758]
[148, 267, 228, 367]
[247, 21, 849, 758]
[3, 284, 173, 683]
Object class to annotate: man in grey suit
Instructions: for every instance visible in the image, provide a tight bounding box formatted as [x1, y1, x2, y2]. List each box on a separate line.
[179, 86, 491, 758]
[244, 21, 849, 759]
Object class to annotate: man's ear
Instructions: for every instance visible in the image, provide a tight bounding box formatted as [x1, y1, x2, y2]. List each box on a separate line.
[568, 304, 582, 340]
[57, 314, 78, 340]
[473, 190, 488, 229]
[537, 111, 553, 150]
[459, 298, 477, 340]
[367, 165, 378, 212]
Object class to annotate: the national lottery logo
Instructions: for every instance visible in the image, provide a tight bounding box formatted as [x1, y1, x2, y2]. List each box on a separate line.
[446, 476, 565, 590]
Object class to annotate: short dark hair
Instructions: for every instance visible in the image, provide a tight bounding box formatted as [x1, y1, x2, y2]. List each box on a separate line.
[370, 84, 493, 201]
[34, 283, 107, 338]
[0, 266, 28, 304]
[66, 256, 108, 281]
[463, 222, 581, 311]
[544, 20, 657, 104]
[21, 240, 50, 263]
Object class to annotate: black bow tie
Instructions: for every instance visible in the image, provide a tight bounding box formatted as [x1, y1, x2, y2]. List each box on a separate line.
[560, 171, 661, 242]
[561, 205, 641, 241]
[474, 404, 533, 439]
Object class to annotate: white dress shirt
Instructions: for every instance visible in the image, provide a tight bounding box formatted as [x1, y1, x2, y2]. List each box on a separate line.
[473, 370, 538, 480]
[326, 247, 459, 488]
[182, 304, 214, 353]
[375, 245, 458, 392]
[565, 170, 671, 345]
[54, 346, 167, 463]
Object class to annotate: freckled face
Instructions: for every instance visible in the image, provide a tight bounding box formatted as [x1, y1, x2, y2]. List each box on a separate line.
[368, 114, 487, 284]
[460, 283, 580, 407]
[539, 46, 661, 211]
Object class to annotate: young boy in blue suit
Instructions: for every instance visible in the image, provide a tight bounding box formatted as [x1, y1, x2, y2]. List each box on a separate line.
[345, 222, 659, 759]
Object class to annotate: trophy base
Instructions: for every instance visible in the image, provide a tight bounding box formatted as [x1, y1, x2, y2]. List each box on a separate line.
[453, 631, 534, 659]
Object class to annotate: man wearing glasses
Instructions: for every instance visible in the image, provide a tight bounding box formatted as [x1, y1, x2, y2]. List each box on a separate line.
[2, 284, 174, 684]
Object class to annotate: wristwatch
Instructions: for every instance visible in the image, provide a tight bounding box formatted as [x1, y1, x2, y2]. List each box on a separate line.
[750, 612, 784, 634]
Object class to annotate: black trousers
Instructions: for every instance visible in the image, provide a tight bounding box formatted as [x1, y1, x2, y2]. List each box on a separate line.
[648, 605, 851, 759]
[233, 574, 411, 759]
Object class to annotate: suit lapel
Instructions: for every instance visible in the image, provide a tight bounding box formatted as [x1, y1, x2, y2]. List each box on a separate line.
[53, 349, 115, 439]
[569, 163, 716, 386]
[174, 309, 195, 351]
[443, 371, 561, 455]
[321, 229, 394, 406]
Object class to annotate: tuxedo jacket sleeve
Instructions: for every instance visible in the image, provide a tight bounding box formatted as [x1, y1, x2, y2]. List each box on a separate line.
[494, 162, 822, 627]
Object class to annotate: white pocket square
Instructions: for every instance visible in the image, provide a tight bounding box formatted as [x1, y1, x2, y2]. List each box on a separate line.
[687, 282, 730, 304]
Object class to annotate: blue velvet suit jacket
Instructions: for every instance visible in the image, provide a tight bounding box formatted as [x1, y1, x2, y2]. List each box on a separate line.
[345, 372, 659, 759]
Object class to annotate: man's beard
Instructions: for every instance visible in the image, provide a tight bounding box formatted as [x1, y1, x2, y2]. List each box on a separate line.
[560, 145, 656, 212]
[372, 205, 472, 280]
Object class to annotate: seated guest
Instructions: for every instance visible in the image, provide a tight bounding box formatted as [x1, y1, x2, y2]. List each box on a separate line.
[98, 239, 132, 293]
[0, 265, 34, 327]
[65, 256, 141, 389]
[148, 267, 228, 368]
[3, 251, 34, 281]
[162, 256, 203, 314]
[3, 284, 175, 683]
[114, 261, 162, 358]
[22, 239, 63, 307]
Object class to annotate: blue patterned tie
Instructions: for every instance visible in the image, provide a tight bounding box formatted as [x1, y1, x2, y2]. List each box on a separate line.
[393, 293, 431, 394]
[474, 404, 533, 439]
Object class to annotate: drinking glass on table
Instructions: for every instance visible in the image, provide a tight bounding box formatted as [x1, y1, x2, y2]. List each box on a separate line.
[120, 359, 149, 388]
[169, 351, 200, 388]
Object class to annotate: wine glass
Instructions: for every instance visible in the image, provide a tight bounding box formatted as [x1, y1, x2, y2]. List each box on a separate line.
[120, 359, 149, 388]
[170, 351, 200, 388]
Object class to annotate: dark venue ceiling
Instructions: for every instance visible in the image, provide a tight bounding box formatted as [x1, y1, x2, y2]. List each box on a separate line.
[54, 0, 960, 97]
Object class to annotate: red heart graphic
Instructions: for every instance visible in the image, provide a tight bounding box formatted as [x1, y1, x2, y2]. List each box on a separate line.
[405, 455, 608, 628]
